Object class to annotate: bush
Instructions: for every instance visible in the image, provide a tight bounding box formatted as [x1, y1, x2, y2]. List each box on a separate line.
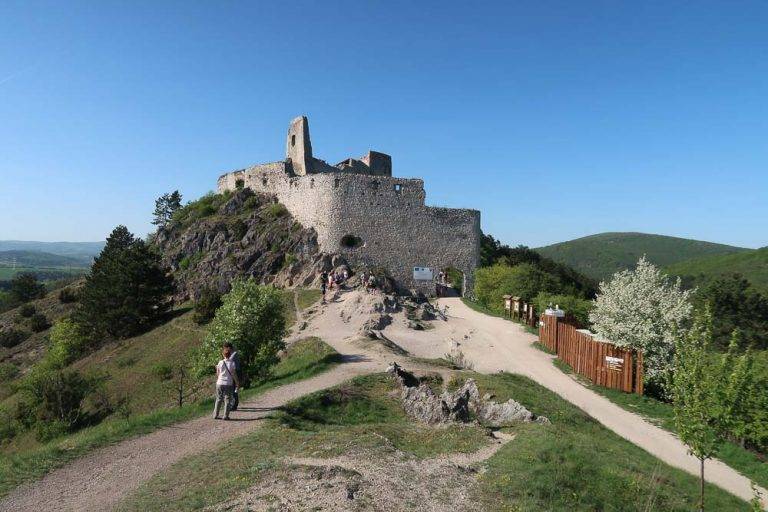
[44, 319, 92, 369]
[58, 288, 78, 304]
[535, 293, 594, 327]
[16, 368, 107, 440]
[193, 279, 286, 383]
[9, 272, 46, 303]
[0, 329, 29, 348]
[475, 263, 562, 314]
[29, 313, 50, 333]
[193, 288, 223, 325]
[0, 362, 19, 381]
[18, 303, 36, 318]
[151, 363, 174, 381]
[265, 203, 288, 219]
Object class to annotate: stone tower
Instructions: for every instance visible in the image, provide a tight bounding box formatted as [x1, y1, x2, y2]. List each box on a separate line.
[285, 116, 313, 175]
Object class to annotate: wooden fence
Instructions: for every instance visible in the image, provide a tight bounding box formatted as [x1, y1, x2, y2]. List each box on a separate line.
[539, 314, 644, 394]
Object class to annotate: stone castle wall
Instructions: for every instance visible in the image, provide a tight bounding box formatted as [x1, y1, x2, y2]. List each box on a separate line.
[217, 163, 480, 294]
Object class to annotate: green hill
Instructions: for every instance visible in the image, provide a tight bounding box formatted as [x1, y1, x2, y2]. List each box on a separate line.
[665, 247, 768, 294]
[0, 250, 87, 268]
[535, 232, 749, 282]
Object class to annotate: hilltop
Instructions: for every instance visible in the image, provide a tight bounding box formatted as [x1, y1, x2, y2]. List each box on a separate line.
[0, 250, 86, 268]
[535, 232, 749, 282]
[0, 241, 104, 264]
[666, 246, 768, 294]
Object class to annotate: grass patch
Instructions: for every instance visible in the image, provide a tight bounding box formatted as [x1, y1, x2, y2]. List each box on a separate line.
[471, 373, 747, 511]
[0, 337, 341, 498]
[546, 353, 768, 492]
[117, 373, 490, 512]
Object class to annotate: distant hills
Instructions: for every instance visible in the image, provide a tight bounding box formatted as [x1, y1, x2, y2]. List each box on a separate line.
[535, 232, 750, 282]
[0, 241, 104, 265]
[0, 250, 87, 268]
[666, 247, 768, 294]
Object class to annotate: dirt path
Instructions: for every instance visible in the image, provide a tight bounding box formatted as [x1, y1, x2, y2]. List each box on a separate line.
[0, 361, 378, 512]
[385, 297, 766, 506]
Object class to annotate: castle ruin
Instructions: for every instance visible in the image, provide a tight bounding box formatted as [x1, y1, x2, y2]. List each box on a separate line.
[217, 116, 480, 295]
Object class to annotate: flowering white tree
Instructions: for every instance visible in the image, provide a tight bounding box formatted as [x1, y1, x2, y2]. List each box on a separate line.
[590, 256, 692, 392]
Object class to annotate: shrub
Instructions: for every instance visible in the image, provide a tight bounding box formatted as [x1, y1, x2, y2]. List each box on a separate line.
[243, 195, 260, 211]
[0, 362, 19, 381]
[193, 288, 223, 325]
[475, 263, 562, 313]
[29, 313, 50, 333]
[230, 219, 248, 240]
[0, 329, 29, 348]
[193, 279, 286, 384]
[151, 363, 174, 381]
[44, 319, 92, 369]
[265, 203, 288, 219]
[17, 368, 107, 440]
[58, 288, 78, 304]
[9, 272, 46, 303]
[18, 303, 36, 318]
[535, 293, 594, 327]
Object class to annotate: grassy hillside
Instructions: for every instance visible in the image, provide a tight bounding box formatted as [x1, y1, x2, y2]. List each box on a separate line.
[117, 372, 746, 511]
[0, 250, 86, 268]
[665, 246, 768, 294]
[536, 232, 748, 282]
[0, 241, 103, 263]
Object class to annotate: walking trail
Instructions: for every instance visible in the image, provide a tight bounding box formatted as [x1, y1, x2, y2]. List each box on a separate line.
[384, 297, 768, 506]
[1, 289, 764, 510]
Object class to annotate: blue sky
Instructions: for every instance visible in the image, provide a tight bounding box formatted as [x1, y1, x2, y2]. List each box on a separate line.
[1, 1, 766, 248]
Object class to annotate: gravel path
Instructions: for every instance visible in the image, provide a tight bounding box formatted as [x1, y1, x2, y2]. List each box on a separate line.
[386, 297, 767, 506]
[0, 360, 378, 512]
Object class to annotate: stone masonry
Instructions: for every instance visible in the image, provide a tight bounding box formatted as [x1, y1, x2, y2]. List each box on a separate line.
[217, 116, 480, 295]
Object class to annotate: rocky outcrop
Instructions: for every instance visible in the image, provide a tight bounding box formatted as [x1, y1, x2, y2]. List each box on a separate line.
[153, 189, 347, 301]
[387, 363, 549, 427]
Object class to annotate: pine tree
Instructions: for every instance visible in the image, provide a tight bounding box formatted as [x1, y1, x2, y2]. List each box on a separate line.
[75, 225, 174, 338]
[152, 190, 183, 227]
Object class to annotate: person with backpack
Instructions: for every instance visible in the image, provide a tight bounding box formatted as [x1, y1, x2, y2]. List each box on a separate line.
[228, 344, 243, 411]
[213, 343, 239, 420]
[320, 271, 328, 303]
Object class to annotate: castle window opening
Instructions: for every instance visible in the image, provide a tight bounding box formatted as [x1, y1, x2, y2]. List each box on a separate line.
[235, 179, 244, 189]
[310, 178, 315, 189]
[334, 178, 340, 188]
[262, 177, 268, 186]
[394, 183, 403, 194]
[291, 134, 296, 147]
[341, 234, 363, 248]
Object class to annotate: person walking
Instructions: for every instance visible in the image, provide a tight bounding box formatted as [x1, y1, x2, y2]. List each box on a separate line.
[320, 271, 328, 303]
[228, 345, 243, 411]
[213, 344, 239, 420]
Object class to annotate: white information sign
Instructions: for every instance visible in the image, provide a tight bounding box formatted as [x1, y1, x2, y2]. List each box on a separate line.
[413, 267, 434, 281]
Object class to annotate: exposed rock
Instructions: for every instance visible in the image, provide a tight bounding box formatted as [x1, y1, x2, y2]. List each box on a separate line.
[153, 189, 347, 301]
[387, 363, 549, 427]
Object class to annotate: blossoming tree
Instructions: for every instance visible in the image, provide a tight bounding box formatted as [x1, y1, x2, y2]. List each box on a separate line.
[589, 256, 692, 394]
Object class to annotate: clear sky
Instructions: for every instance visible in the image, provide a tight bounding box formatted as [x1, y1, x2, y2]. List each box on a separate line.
[1, 1, 766, 248]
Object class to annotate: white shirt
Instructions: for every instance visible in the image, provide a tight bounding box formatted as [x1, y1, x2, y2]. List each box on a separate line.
[216, 359, 237, 386]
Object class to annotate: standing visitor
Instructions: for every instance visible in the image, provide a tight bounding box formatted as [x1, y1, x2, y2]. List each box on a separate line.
[320, 271, 328, 303]
[213, 344, 239, 420]
[228, 345, 243, 411]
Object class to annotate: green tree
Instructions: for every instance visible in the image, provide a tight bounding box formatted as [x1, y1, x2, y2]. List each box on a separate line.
[75, 225, 174, 338]
[694, 274, 768, 350]
[9, 272, 46, 303]
[534, 292, 594, 327]
[44, 319, 92, 369]
[474, 263, 562, 313]
[152, 190, 183, 227]
[193, 279, 286, 383]
[671, 308, 753, 511]
[192, 287, 223, 325]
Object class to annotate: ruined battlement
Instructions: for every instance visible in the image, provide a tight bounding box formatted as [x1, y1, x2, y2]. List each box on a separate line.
[217, 117, 480, 294]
